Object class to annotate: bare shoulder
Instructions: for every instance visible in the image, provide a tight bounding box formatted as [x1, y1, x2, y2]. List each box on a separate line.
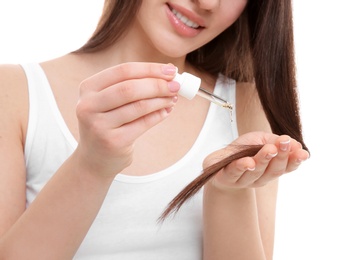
[0, 64, 28, 99]
[0, 64, 28, 146]
[235, 81, 271, 134]
[0, 64, 29, 236]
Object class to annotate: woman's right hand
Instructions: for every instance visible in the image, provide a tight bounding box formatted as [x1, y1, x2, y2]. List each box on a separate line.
[74, 62, 179, 178]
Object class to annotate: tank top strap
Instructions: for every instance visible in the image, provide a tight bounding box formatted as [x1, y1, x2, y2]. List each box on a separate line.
[21, 63, 77, 157]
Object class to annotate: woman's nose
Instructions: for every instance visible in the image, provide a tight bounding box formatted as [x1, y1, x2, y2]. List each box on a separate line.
[195, 0, 219, 11]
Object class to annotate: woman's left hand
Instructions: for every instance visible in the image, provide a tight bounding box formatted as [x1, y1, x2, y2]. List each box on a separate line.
[203, 131, 310, 190]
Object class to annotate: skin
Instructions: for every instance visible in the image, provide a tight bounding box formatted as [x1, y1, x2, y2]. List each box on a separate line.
[0, 0, 309, 259]
[134, 0, 248, 58]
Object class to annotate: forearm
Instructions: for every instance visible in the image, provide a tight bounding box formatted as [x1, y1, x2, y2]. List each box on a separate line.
[203, 185, 266, 260]
[0, 152, 115, 259]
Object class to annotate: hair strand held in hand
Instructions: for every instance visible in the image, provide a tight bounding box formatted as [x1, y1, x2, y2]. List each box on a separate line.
[159, 145, 263, 221]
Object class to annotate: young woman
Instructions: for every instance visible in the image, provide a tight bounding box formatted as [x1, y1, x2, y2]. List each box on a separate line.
[0, 0, 309, 259]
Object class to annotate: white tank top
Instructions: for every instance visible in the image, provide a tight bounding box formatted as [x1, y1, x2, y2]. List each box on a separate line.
[21, 63, 239, 260]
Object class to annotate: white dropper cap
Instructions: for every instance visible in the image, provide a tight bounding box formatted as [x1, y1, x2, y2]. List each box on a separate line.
[173, 71, 201, 100]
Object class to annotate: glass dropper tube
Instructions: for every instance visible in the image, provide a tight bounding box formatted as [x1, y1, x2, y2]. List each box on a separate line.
[197, 87, 233, 110]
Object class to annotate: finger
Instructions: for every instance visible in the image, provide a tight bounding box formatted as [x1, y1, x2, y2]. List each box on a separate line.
[253, 137, 308, 186]
[237, 144, 278, 186]
[80, 62, 177, 92]
[263, 135, 291, 175]
[285, 148, 310, 173]
[95, 78, 179, 112]
[216, 157, 256, 186]
[103, 96, 178, 128]
[111, 108, 173, 147]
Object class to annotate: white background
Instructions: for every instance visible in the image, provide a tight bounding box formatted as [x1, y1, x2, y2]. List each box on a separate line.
[0, 1, 361, 259]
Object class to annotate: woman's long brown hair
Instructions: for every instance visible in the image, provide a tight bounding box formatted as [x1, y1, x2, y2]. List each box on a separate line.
[74, 0, 309, 220]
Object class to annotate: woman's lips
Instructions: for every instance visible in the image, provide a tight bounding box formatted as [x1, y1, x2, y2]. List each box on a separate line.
[165, 3, 205, 37]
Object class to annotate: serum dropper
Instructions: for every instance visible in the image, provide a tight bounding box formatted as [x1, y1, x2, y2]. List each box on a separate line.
[173, 70, 233, 111]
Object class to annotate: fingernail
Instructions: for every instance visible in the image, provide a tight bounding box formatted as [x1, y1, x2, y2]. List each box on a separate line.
[296, 158, 305, 164]
[162, 64, 177, 75]
[165, 107, 174, 114]
[280, 139, 290, 152]
[172, 96, 178, 103]
[266, 152, 278, 160]
[168, 81, 180, 92]
[247, 167, 256, 171]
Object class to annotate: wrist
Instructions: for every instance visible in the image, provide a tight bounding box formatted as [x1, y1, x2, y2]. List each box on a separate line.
[204, 182, 255, 202]
[70, 148, 120, 184]
[204, 178, 254, 195]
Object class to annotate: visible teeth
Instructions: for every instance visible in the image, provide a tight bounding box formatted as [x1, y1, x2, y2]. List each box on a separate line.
[171, 8, 200, 28]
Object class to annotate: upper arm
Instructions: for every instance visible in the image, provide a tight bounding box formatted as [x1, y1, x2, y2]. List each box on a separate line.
[0, 64, 28, 237]
[235, 82, 271, 134]
[235, 81, 278, 259]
